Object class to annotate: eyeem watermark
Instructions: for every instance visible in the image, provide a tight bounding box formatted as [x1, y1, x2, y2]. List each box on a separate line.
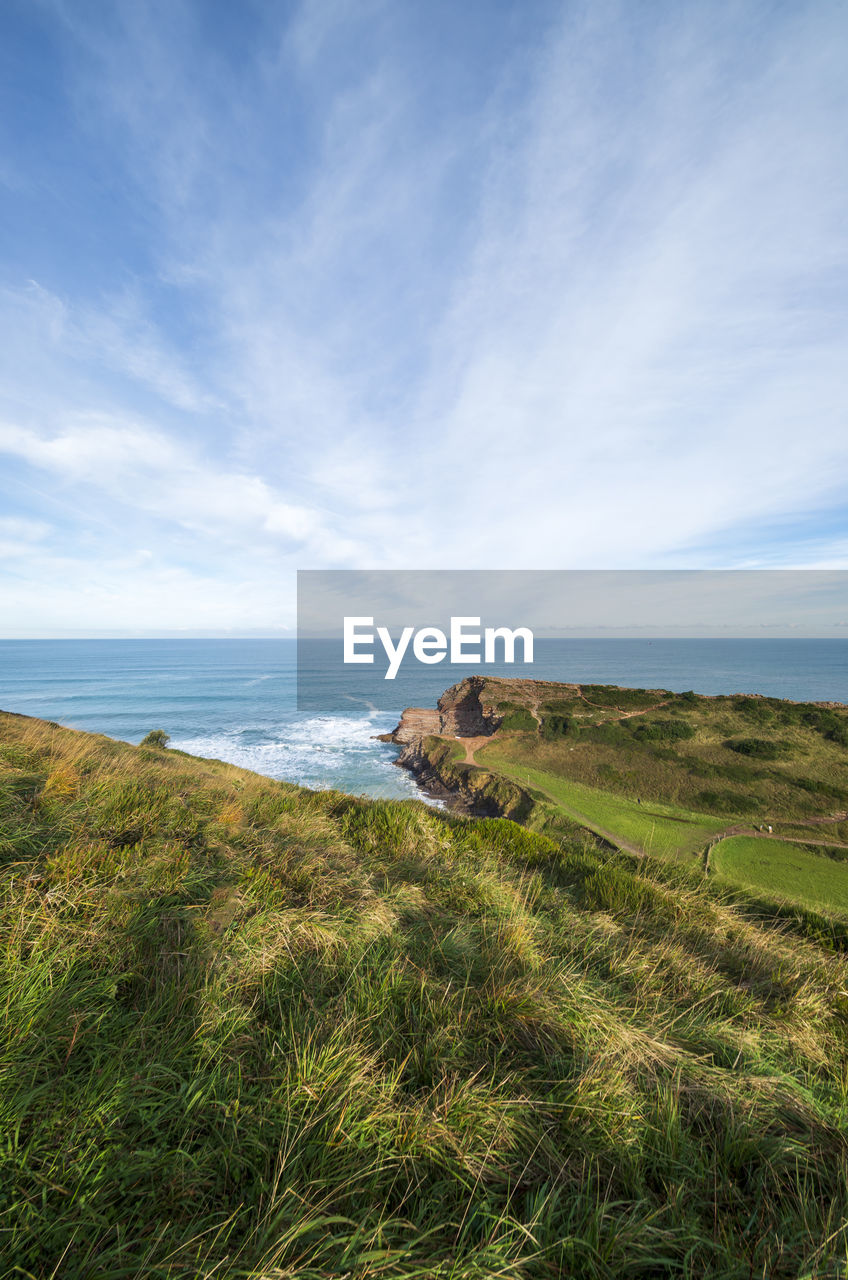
[344, 616, 534, 679]
[296, 569, 848, 712]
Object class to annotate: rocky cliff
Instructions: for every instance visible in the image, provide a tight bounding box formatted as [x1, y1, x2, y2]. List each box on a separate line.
[386, 707, 441, 745]
[386, 675, 503, 745]
[396, 734, 533, 821]
[381, 677, 537, 820]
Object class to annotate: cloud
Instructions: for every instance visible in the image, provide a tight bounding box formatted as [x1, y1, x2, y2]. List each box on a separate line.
[0, 415, 336, 552]
[1, 0, 847, 633]
[0, 516, 51, 542]
[399, 2, 848, 566]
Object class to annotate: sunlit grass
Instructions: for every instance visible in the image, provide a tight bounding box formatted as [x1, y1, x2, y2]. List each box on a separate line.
[1, 710, 848, 1277]
[712, 834, 848, 916]
[479, 745, 725, 859]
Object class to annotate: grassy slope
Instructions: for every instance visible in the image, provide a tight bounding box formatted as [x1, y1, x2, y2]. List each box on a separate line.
[459, 683, 848, 912]
[482, 683, 848, 821]
[712, 835, 848, 916]
[2, 711, 848, 1278]
[478, 745, 725, 861]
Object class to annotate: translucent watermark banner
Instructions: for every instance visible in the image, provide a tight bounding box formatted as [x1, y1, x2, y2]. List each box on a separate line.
[297, 570, 848, 712]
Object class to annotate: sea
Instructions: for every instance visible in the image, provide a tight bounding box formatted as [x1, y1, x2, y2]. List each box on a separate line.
[0, 638, 846, 802]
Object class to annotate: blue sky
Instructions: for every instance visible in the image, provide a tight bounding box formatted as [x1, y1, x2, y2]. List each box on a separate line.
[0, 0, 846, 635]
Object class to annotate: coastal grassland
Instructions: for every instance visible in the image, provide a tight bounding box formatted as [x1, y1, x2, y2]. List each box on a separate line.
[477, 685, 848, 822]
[476, 745, 726, 861]
[711, 835, 848, 916]
[2, 711, 848, 1278]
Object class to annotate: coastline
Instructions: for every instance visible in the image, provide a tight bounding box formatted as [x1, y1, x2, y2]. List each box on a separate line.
[386, 673, 848, 831]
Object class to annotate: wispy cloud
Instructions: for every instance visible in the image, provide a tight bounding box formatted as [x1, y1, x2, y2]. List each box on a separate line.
[0, 0, 846, 631]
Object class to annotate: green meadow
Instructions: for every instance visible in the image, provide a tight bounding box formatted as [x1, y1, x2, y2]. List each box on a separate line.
[2, 709, 848, 1277]
[450, 680, 848, 918]
[477, 746, 726, 860]
[711, 835, 848, 916]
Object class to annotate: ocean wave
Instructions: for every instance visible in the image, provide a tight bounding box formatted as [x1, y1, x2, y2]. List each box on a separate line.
[169, 712, 437, 804]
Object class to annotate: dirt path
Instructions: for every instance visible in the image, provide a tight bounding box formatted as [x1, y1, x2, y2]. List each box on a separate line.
[451, 735, 848, 855]
[709, 827, 848, 851]
[753, 834, 848, 849]
[577, 693, 673, 724]
[453, 735, 491, 765]
[510, 774, 646, 857]
[451, 736, 642, 853]
[708, 812, 848, 845]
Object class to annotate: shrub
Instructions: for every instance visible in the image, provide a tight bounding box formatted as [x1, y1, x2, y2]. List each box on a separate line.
[540, 713, 577, 740]
[632, 719, 695, 742]
[500, 707, 537, 732]
[725, 737, 789, 760]
[821, 713, 848, 747]
[790, 775, 848, 802]
[794, 706, 848, 747]
[581, 684, 668, 709]
[140, 729, 170, 749]
[695, 788, 759, 814]
[733, 696, 774, 724]
[581, 721, 631, 746]
[540, 699, 583, 715]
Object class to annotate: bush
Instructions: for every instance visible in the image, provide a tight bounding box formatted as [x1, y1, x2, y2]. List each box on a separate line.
[695, 788, 759, 814]
[733, 696, 774, 724]
[541, 713, 576, 740]
[499, 706, 538, 732]
[790, 775, 848, 802]
[581, 721, 631, 746]
[821, 713, 848, 747]
[540, 699, 583, 715]
[795, 706, 848, 747]
[140, 729, 170, 749]
[581, 685, 668, 709]
[632, 719, 695, 742]
[725, 737, 789, 760]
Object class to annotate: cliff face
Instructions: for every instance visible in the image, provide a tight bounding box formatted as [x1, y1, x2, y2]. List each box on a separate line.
[389, 707, 441, 744]
[396, 735, 533, 821]
[388, 676, 502, 744]
[385, 678, 533, 820]
[438, 676, 502, 736]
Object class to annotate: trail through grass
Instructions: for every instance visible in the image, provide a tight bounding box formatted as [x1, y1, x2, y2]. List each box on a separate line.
[480, 745, 726, 860]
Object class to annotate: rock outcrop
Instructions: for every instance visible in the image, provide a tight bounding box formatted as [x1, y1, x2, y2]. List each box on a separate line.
[381, 677, 535, 819]
[386, 676, 503, 745]
[396, 734, 533, 821]
[386, 707, 441, 745]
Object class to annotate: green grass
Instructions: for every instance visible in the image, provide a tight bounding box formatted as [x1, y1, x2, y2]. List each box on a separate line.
[479, 746, 726, 860]
[471, 677, 848, 821]
[2, 710, 848, 1277]
[711, 835, 848, 916]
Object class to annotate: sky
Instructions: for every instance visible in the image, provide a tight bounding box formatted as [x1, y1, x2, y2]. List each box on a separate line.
[298, 571, 848, 639]
[0, 0, 847, 636]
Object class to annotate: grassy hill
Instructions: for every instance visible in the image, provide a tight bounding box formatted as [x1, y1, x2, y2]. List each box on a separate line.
[399, 678, 848, 919]
[2, 709, 848, 1277]
[480, 680, 848, 821]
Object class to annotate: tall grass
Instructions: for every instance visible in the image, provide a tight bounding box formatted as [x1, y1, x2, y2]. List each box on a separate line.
[1, 711, 847, 1277]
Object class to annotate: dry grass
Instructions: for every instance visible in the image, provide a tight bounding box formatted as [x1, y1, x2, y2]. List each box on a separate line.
[1, 710, 848, 1278]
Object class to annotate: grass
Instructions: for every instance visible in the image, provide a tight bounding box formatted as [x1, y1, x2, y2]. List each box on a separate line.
[478, 745, 726, 860]
[711, 835, 848, 916]
[423, 679, 848, 903]
[2, 710, 848, 1277]
[468, 680, 848, 822]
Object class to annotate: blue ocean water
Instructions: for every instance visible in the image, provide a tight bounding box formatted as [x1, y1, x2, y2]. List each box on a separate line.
[0, 639, 846, 800]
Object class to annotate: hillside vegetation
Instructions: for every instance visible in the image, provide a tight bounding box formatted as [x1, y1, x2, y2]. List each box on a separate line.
[2, 709, 848, 1278]
[400, 679, 848, 917]
[483, 682, 848, 822]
